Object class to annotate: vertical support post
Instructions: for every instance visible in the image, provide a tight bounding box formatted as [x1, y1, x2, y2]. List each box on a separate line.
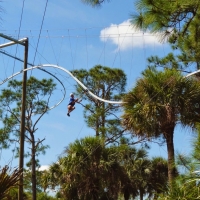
[18, 38, 28, 200]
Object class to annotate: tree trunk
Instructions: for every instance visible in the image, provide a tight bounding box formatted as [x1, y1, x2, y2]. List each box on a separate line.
[96, 118, 100, 137]
[102, 86, 106, 138]
[139, 189, 143, 200]
[164, 127, 176, 185]
[31, 133, 37, 200]
[95, 101, 100, 137]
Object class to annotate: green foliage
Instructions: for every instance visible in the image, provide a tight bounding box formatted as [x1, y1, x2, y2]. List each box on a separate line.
[72, 65, 126, 139]
[168, 125, 200, 199]
[46, 136, 168, 199]
[122, 67, 200, 136]
[0, 166, 21, 200]
[36, 192, 57, 200]
[192, 125, 200, 163]
[147, 53, 182, 71]
[131, 0, 200, 75]
[0, 76, 56, 149]
[158, 181, 200, 200]
[131, 0, 200, 40]
[0, 76, 56, 199]
[122, 67, 200, 184]
[81, 0, 106, 7]
[0, 76, 56, 140]
[47, 137, 132, 199]
[23, 169, 49, 194]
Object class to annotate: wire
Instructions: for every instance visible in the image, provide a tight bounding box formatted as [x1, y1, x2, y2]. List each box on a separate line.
[142, 32, 147, 68]
[0, 50, 66, 112]
[57, 36, 64, 65]
[111, 24, 131, 67]
[85, 29, 88, 69]
[48, 30, 58, 64]
[12, 0, 26, 80]
[97, 33, 110, 65]
[128, 33, 134, 89]
[0, 24, 157, 34]
[32, 0, 49, 65]
[28, 65, 124, 104]
[68, 29, 75, 70]
[1, 31, 164, 39]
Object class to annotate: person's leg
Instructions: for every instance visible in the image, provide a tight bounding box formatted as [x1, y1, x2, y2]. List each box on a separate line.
[70, 106, 75, 113]
[67, 105, 75, 116]
[67, 105, 72, 116]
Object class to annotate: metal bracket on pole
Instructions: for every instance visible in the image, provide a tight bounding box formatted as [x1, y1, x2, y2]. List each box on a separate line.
[0, 38, 28, 48]
[0, 33, 26, 46]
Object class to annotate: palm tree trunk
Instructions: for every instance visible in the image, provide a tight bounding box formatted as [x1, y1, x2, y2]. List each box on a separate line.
[164, 127, 176, 185]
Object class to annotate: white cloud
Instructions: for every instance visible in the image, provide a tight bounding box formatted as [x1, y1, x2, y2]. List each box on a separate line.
[100, 20, 163, 51]
[39, 165, 49, 171]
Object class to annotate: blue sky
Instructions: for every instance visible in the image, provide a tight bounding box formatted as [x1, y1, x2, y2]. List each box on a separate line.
[0, 0, 195, 170]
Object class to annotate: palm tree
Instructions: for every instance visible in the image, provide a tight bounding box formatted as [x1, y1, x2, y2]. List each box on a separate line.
[120, 146, 149, 200]
[148, 157, 168, 199]
[166, 125, 200, 199]
[48, 137, 131, 200]
[0, 165, 21, 199]
[122, 67, 200, 185]
[129, 158, 151, 200]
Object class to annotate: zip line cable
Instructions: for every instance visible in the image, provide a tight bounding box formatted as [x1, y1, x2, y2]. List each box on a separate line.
[1, 60, 197, 108]
[29, 42, 76, 86]
[0, 50, 66, 112]
[6, 33, 162, 39]
[1, 24, 134, 33]
[0, 62, 124, 104]
[29, 39, 74, 85]
[1, 39, 197, 182]
[0, 9, 195, 177]
[2, 25, 161, 35]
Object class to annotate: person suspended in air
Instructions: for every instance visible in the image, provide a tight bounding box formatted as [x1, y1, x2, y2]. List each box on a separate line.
[67, 93, 79, 117]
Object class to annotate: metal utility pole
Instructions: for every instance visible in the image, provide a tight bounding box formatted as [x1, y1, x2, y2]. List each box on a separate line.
[18, 38, 28, 200]
[0, 34, 28, 200]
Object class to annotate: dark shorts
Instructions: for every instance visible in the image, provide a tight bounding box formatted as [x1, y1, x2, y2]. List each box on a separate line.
[68, 102, 75, 106]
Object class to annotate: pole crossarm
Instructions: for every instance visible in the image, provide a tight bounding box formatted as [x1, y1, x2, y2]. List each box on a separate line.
[0, 33, 27, 46]
[0, 38, 28, 48]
